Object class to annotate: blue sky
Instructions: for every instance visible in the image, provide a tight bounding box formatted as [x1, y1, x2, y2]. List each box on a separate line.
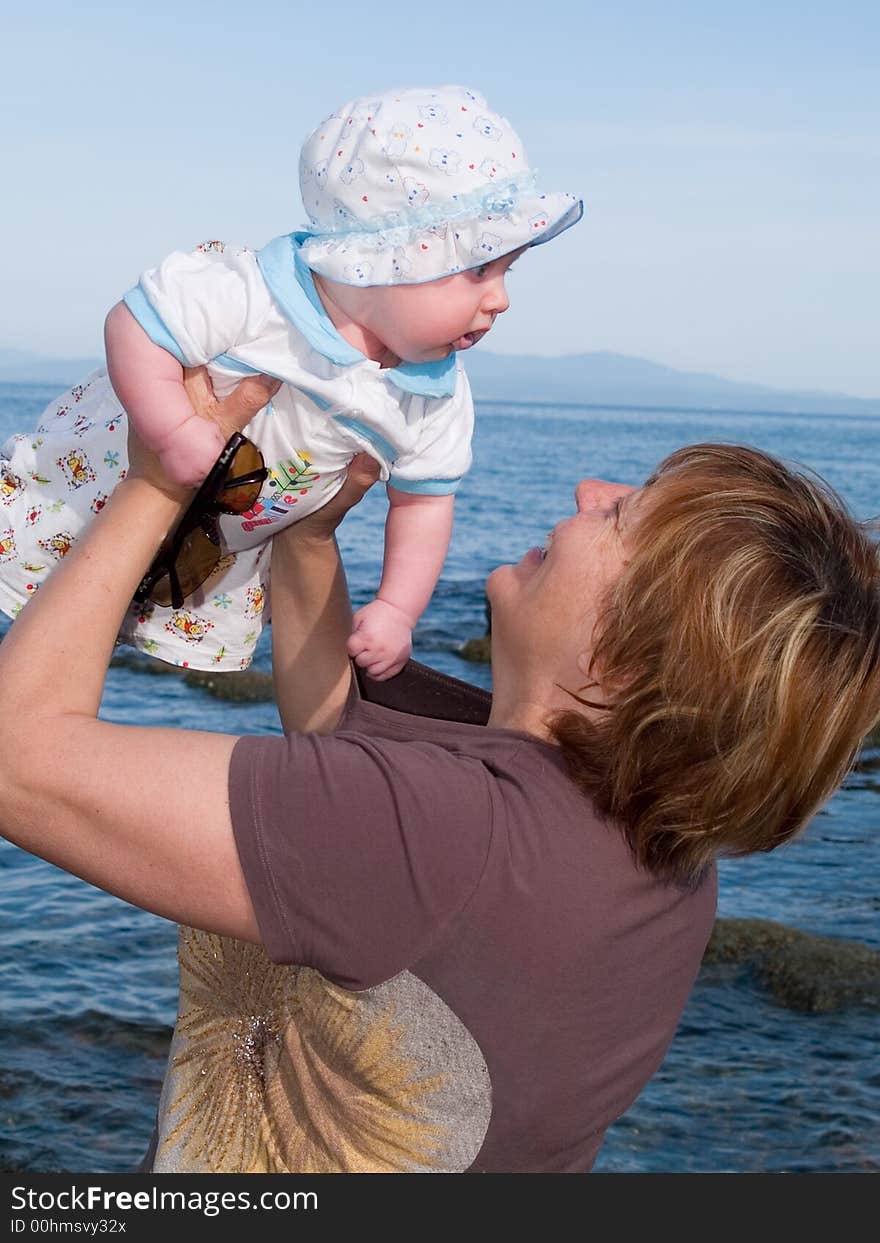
[4, 1, 878, 396]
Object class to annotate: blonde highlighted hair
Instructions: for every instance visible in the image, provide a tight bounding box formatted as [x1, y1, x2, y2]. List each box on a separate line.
[549, 444, 880, 885]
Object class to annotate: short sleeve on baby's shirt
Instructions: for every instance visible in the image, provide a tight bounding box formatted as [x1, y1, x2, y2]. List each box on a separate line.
[228, 721, 494, 990]
[123, 243, 273, 367]
[388, 366, 474, 495]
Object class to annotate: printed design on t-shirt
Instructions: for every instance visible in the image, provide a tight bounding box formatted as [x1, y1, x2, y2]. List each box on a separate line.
[133, 598, 156, 626]
[1, 468, 24, 506]
[153, 932, 491, 1173]
[239, 453, 320, 534]
[244, 585, 265, 619]
[0, 529, 15, 560]
[157, 929, 293, 1172]
[72, 413, 95, 437]
[164, 610, 215, 644]
[37, 531, 75, 561]
[43, 405, 71, 428]
[56, 449, 96, 490]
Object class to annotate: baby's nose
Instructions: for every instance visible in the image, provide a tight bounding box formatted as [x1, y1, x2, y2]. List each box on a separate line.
[483, 277, 510, 314]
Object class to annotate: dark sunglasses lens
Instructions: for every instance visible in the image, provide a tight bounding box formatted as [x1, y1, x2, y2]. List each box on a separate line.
[216, 441, 266, 514]
[148, 526, 222, 608]
[136, 435, 265, 609]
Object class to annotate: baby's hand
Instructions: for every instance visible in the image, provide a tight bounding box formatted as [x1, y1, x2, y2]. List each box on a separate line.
[157, 414, 228, 488]
[347, 598, 414, 681]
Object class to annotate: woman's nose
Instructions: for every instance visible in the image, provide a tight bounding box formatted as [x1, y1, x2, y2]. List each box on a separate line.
[575, 479, 634, 512]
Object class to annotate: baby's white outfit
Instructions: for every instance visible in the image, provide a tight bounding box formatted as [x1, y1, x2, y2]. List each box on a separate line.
[0, 236, 472, 670]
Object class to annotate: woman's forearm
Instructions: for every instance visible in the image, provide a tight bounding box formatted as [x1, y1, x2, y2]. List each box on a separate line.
[0, 475, 259, 940]
[269, 455, 380, 735]
[0, 475, 185, 724]
[270, 526, 354, 735]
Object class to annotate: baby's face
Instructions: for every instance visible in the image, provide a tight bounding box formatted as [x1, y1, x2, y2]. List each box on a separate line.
[363, 248, 525, 364]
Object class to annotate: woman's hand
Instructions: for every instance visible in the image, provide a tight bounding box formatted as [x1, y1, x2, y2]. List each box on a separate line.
[126, 366, 281, 502]
[182, 368, 380, 529]
[182, 366, 281, 442]
[293, 453, 382, 541]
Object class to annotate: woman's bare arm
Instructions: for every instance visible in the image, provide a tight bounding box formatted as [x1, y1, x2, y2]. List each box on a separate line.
[0, 376, 277, 940]
[270, 454, 380, 735]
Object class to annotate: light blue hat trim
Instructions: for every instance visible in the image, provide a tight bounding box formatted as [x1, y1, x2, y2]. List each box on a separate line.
[305, 173, 539, 245]
[256, 233, 458, 398]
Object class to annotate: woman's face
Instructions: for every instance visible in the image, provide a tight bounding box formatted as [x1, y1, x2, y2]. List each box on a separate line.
[487, 479, 639, 703]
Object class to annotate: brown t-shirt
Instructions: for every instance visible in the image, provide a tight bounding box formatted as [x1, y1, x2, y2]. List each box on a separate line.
[226, 676, 717, 1173]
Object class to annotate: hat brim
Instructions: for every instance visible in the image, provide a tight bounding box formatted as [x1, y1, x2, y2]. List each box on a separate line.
[299, 191, 584, 287]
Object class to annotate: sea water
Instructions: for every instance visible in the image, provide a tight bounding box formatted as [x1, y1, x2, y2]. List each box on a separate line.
[1, 382, 878, 1172]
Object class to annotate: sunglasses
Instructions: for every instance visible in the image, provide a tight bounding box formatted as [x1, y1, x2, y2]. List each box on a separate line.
[134, 433, 268, 610]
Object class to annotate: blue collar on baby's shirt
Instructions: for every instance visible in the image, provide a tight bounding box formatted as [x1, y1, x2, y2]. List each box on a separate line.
[256, 233, 459, 399]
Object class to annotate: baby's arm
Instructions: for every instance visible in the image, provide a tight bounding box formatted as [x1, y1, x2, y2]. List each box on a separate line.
[105, 302, 226, 486]
[346, 487, 455, 680]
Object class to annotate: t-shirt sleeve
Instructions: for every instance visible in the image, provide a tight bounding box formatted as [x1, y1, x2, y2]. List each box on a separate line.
[388, 367, 474, 495]
[122, 242, 272, 367]
[228, 727, 494, 989]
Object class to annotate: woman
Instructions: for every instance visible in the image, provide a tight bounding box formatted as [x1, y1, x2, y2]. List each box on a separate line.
[1, 372, 878, 1173]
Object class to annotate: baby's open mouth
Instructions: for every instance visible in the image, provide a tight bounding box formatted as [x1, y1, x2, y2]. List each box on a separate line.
[453, 329, 487, 351]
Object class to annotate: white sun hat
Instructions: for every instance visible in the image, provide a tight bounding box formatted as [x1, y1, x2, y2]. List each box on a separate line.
[297, 84, 583, 286]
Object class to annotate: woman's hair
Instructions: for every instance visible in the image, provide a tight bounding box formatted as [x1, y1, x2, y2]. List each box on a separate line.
[549, 443, 880, 885]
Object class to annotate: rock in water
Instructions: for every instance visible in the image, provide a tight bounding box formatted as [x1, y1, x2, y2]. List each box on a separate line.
[459, 635, 491, 663]
[183, 669, 275, 702]
[703, 918, 880, 1012]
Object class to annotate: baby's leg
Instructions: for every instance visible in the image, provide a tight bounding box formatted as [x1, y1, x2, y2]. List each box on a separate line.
[0, 369, 124, 622]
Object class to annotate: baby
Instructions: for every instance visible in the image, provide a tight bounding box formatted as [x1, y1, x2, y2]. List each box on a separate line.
[0, 85, 581, 678]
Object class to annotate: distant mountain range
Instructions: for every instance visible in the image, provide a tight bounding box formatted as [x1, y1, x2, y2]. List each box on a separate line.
[0, 350, 108, 386]
[1, 347, 877, 417]
[463, 350, 880, 417]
